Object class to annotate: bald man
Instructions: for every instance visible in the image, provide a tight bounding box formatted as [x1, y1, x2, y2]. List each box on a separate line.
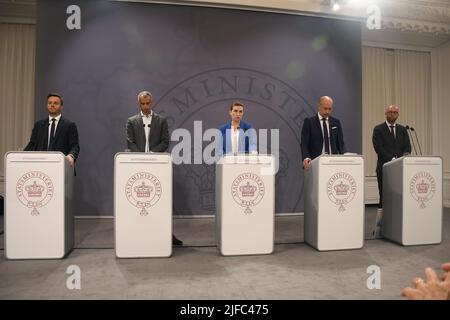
[372, 105, 411, 208]
[301, 96, 347, 170]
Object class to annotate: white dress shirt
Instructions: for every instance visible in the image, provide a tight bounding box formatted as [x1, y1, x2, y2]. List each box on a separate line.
[141, 111, 153, 152]
[231, 124, 240, 154]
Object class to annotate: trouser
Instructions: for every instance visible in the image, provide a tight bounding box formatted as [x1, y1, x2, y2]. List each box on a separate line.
[376, 168, 383, 208]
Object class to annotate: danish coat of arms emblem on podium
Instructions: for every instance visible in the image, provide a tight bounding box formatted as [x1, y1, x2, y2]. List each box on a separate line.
[231, 172, 265, 214]
[16, 171, 54, 216]
[125, 172, 162, 216]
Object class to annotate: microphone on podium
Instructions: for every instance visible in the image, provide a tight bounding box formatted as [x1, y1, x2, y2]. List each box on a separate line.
[405, 125, 417, 155]
[409, 126, 422, 155]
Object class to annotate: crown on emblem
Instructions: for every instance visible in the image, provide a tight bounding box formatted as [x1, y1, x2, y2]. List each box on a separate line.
[334, 181, 349, 196]
[240, 182, 257, 197]
[416, 179, 429, 194]
[134, 181, 153, 197]
[25, 181, 45, 197]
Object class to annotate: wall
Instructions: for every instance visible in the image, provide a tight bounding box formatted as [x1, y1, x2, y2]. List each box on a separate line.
[433, 41, 450, 206]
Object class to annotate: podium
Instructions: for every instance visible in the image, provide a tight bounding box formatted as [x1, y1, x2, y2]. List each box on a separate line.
[5, 151, 74, 259]
[382, 156, 442, 245]
[114, 152, 172, 258]
[216, 154, 275, 256]
[304, 155, 364, 251]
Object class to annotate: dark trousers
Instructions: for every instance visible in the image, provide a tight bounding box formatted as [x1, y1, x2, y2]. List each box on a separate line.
[376, 169, 383, 208]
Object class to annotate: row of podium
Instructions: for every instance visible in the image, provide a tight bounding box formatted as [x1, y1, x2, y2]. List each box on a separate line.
[4, 152, 443, 259]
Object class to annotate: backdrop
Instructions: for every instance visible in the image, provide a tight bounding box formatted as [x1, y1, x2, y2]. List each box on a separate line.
[35, 0, 362, 216]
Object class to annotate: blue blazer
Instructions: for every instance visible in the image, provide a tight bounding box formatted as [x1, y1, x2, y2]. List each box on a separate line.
[219, 121, 257, 155]
[301, 115, 346, 161]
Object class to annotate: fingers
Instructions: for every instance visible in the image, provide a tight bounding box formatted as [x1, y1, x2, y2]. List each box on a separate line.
[411, 277, 426, 290]
[402, 287, 423, 300]
[443, 271, 450, 284]
[439, 263, 450, 282]
[404, 266, 450, 300]
[442, 262, 450, 272]
[66, 155, 75, 167]
[424, 268, 439, 283]
[303, 159, 310, 170]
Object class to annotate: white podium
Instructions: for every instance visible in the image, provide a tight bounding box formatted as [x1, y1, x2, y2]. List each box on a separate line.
[114, 152, 172, 258]
[383, 156, 442, 245]
[5, 151, 74, 259]
[216, 154, 275, 256]
[304, 155, 364, 251]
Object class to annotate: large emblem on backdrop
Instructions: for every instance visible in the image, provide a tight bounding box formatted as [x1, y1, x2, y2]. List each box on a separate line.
[154, 68, 315, 214]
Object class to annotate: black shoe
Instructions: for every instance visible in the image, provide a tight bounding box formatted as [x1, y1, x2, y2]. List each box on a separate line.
[172, 235, 183, 246]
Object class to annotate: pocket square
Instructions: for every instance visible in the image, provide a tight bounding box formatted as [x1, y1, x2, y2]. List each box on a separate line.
[331, 126, 337, 130]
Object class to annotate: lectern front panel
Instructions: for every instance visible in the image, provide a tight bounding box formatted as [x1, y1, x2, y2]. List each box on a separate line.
[5, 152, 66, 259]
[115, 153, 172, 258]
[217, 155, 275, 256]
[403, 157, 442, 245]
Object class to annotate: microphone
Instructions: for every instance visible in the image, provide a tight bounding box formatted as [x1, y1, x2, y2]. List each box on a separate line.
[409, 126, 422, 155]
[405, 125, 417, 155]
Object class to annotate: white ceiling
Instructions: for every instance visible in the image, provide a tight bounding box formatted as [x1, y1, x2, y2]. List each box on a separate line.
[1, 0, 449, 47]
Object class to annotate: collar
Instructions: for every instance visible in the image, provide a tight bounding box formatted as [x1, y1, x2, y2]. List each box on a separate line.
[317, 113, 328, 121]
[141, 111, 153, 118]
[230, 121, 241, 129]
[386, 120, 396, 127]
[48, 114, 62, 122]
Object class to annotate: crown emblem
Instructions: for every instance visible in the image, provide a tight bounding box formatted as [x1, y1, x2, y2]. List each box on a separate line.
[416, 179, 429, 194]
[239, 182, 257, 197]
[334, 181, 349, 196]
[134, 181, 153, 197]
[25, 181, 45, 197]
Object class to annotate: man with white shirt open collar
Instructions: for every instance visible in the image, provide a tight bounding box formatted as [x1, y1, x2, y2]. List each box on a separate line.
[126, 90, 183, 246]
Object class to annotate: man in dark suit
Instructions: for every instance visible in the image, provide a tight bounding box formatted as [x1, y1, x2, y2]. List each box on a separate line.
[126, 91, 182, 246]
[219, 101, 257, 155]
[372, 105, 411, 208]
[301, 96, 346, 169]
[24, 93, 80, 167]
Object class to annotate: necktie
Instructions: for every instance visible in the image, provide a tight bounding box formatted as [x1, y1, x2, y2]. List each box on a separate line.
[389, 125, 395, 139]
[390, 125, 398, 157]
[322, 118, 330, 154]
[49, 118, 56, 150]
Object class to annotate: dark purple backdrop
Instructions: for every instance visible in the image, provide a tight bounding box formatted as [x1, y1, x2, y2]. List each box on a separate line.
[35, 0, 362, 216]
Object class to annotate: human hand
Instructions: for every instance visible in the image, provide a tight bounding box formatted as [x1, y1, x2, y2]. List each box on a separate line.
[442, 262, 450, 281]
[303, 158, 311, 170]
[402, 267, 450, 300]
[66, 154, 75, 167]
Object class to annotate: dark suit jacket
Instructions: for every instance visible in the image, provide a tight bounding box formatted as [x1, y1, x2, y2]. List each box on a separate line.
[126, 112, 169, 152]
[24, 116, 80, 160]
[219, 121, 257, 155]
[372, 122, 411, 172]
[301, 115, 346, 161]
